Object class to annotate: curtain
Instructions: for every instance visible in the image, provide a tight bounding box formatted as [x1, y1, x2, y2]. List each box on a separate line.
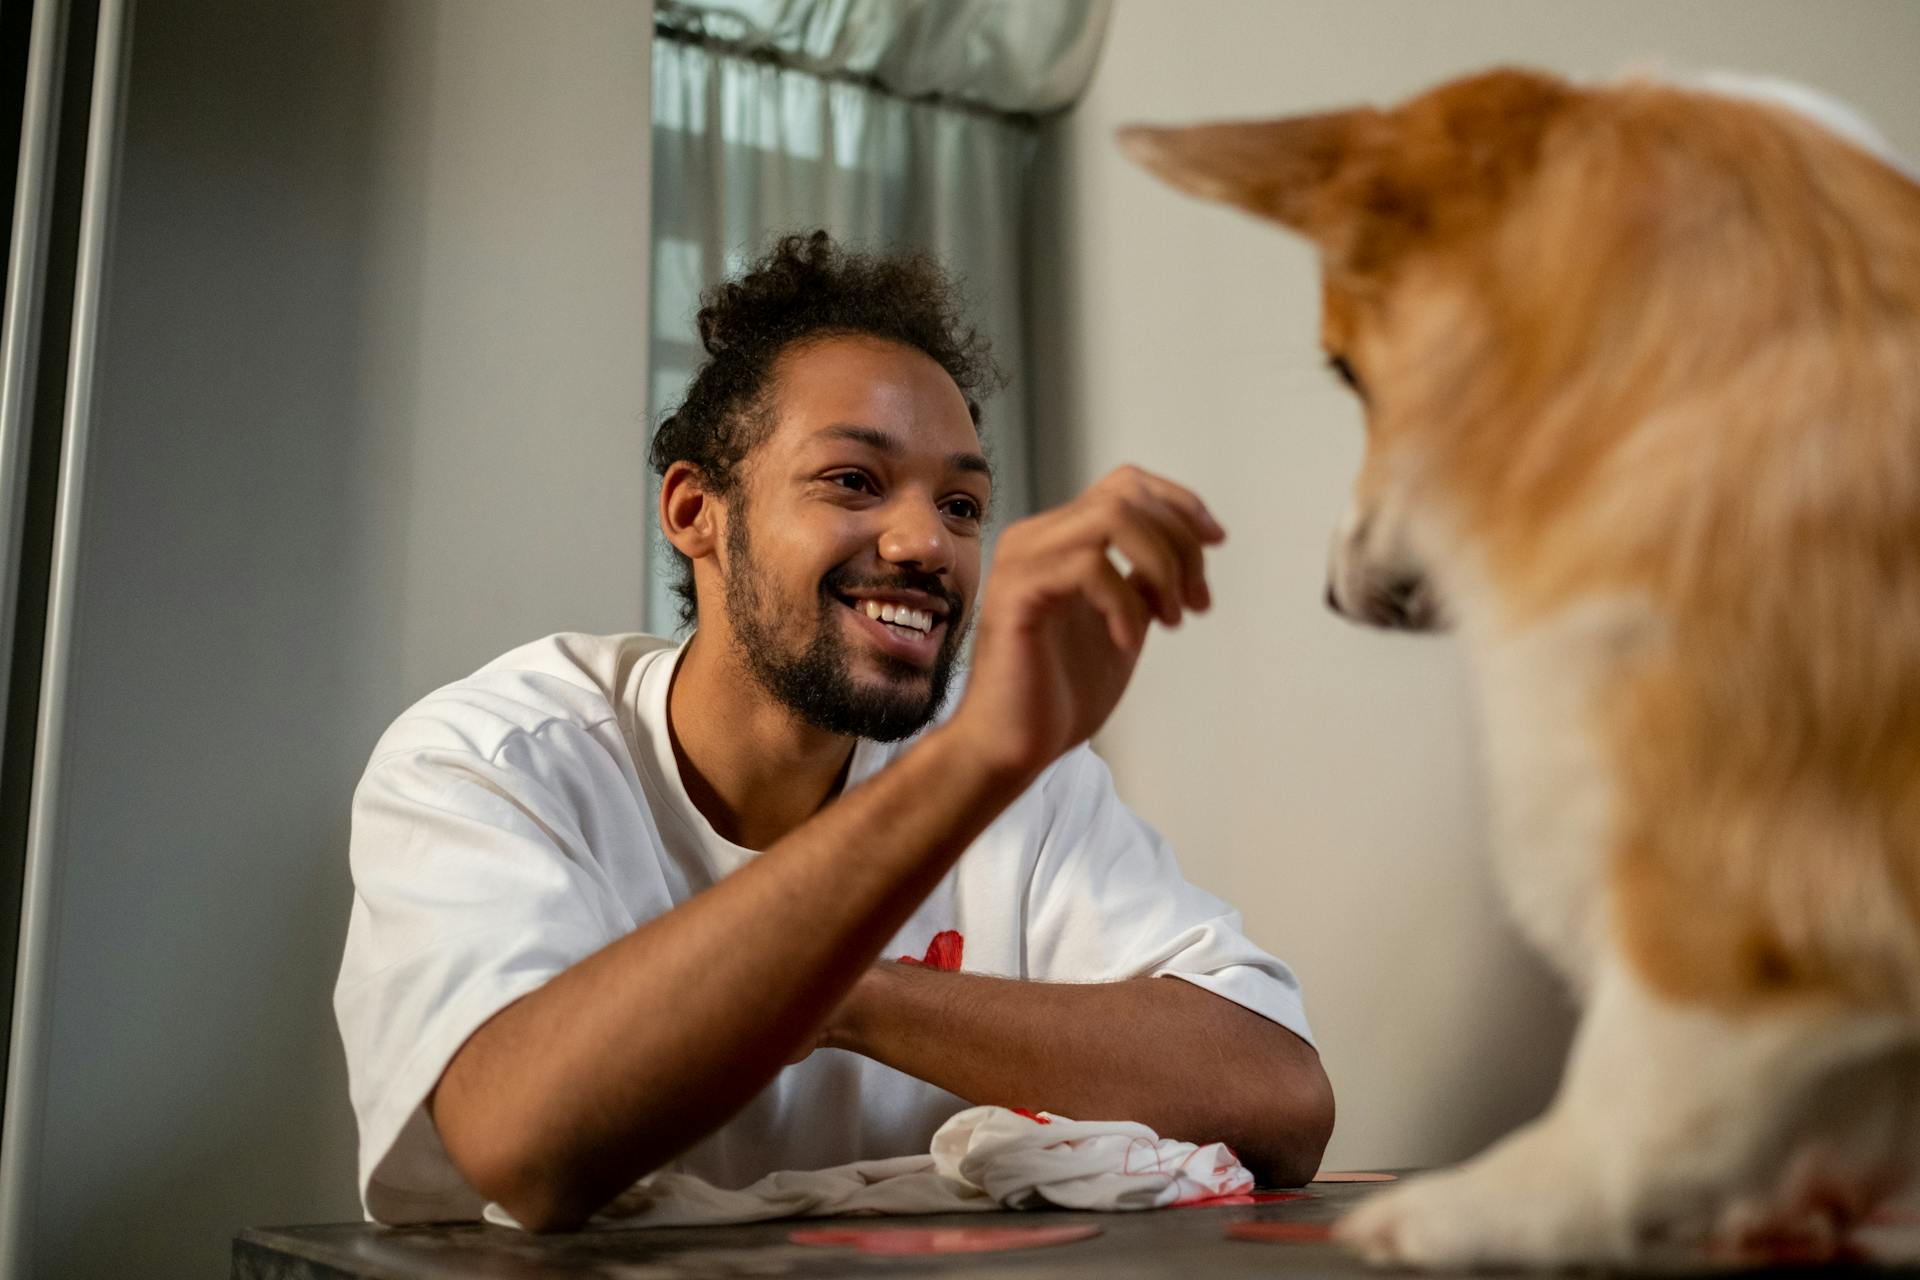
[645, 0, 1110, 632]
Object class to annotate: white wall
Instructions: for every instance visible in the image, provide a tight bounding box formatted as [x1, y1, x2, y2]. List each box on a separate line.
[1037, 0, 1920, 1170]
[16, 3, 651, 1276]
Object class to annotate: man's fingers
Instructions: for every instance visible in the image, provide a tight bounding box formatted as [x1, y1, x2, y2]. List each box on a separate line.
[1105, 513, 1188, 625]
[1080, 553, 1153, 653]
[1136, 472, 1227, 546]
[1098, 483, 1214, 621]
[1132, 487, 1213, 614]
[1094, 468, 1220, 613]
[1029, 489, 1207, 624]
[1007, 548, 1151, 653]
[993, 464, 1222, 629]
[1121, 474, 1223, 612]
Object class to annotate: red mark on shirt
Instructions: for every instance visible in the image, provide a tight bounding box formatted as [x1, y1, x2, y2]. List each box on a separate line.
[898, 930, 963, 971]
[1010, 1107, 1052, 1125]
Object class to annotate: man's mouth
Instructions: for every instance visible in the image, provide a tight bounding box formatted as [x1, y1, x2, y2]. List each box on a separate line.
[851, 598, 937, 636]
[832, 590, 952, 665]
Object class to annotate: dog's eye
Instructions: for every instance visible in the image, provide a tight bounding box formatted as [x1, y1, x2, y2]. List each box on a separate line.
[1327, 353, 1363, 396]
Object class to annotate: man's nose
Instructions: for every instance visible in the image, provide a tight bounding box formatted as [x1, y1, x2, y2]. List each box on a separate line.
[878, 500, 953, 573]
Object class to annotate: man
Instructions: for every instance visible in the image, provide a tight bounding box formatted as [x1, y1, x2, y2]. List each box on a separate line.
[335, 232, 1333, 1231]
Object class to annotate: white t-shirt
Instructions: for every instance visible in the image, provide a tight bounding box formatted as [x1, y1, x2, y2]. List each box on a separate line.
[334, 632, 1313, 1225]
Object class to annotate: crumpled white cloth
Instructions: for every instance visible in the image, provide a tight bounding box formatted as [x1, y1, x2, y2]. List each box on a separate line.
[485, 1105, 1254, 1229]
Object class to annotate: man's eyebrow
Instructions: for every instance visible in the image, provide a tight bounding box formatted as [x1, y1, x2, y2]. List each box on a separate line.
[818, 424, 993, 481]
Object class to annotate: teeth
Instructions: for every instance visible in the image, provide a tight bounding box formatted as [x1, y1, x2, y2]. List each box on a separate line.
[853, 599, 936, 634]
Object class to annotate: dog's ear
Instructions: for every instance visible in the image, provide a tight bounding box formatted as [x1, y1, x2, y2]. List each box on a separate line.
[1117, 111, 1378, 238]
[1120, 71, 1577, 273]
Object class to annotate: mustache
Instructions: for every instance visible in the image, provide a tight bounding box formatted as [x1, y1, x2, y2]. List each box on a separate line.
[821, 564, 964, 620]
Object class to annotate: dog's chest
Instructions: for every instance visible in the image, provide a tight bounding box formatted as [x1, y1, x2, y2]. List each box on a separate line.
[1469, 600, 1656, 994]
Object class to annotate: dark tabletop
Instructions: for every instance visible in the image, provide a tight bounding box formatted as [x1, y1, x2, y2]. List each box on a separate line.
[234, 1177, 1920, 1280]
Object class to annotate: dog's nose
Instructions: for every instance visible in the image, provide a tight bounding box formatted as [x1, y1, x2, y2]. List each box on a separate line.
[1384, 576, 1420, 619]
[1370, 574, 1436, 630]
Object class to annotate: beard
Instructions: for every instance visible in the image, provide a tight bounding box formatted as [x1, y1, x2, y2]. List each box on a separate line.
[722, 506, 968, 742]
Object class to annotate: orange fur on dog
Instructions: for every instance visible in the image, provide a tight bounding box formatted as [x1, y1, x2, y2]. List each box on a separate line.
[1125, 68, 1920, 1267]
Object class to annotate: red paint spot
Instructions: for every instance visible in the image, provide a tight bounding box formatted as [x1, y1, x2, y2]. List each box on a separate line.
[790, 1225, 1099, 1254]
[1010, 1107, 1052, 1125]
[897, 929, 963, 971]
[1226, 1221, 1334, 1244]
[1175, 1190, 1309, 1209]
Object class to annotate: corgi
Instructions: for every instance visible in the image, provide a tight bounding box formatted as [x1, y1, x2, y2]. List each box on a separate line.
[1121, 68, 1920, 1268]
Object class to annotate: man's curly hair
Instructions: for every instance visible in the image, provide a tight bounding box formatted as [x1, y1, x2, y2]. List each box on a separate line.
[650, 230, 1002, 628]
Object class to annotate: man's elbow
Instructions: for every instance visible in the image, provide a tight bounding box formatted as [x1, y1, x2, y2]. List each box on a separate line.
[460, 1149, 608, 1233]
[1246, 1054, 1336, 1187]
[491, 1180, 593, 1234]
[439, 1112, 621, 1233]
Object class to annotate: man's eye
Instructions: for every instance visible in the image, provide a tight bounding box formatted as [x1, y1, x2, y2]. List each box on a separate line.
[944, 498, 982, 522]
[830, 472, 874, 494]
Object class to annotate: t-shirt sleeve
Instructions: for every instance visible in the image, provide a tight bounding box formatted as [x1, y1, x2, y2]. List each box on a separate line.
[1023, 746, 1314, 1046]
[333, 728, 646, 1224]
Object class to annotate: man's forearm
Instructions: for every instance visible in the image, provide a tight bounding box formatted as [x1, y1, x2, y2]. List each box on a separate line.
[431, 722, 1036, 1231]
[832, 965, 1335, 1185]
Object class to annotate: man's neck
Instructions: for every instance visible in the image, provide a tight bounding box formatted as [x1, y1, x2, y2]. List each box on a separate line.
[666, 630, 858, 851]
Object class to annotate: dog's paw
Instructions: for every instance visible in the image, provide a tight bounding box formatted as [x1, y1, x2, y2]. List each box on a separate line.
[1336, 1170, 1539, 1269]
[1333, 1144, 1621, 1268]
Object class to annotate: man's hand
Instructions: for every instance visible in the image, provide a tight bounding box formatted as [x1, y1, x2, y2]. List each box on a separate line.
[949, 466, 1225, 783]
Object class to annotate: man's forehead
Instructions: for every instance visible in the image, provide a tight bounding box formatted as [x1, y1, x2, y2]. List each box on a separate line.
[766, 336, 988, 474]
[807, 422, 992, 480]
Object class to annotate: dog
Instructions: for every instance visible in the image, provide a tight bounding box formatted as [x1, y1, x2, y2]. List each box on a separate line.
[1121, 67, 1920, 1267]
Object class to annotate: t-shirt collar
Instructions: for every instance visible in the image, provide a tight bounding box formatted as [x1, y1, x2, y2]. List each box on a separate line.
[631, 634, 889, 872]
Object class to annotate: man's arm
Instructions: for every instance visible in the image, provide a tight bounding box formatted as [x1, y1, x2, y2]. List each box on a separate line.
[829, 965, 1334, 1186]
[430, 466, 1224, 1230]
[431, 721, 1033, 1230]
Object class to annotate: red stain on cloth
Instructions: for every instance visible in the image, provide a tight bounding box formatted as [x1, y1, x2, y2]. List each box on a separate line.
[1010, 1107, 1052, 1125]
[898, 930, 963, 971]
[1177, 1190, 1311, 1209]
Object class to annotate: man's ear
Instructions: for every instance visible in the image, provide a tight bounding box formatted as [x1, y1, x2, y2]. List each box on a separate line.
[659, 460, 722, 562]
[1117, 109, 1380, 240]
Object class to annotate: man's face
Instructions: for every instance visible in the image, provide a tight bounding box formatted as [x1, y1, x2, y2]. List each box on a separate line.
[714, 335, 991, 741]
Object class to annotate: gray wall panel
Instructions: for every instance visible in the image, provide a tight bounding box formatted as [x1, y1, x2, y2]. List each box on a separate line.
[14, 3, 651, 1274]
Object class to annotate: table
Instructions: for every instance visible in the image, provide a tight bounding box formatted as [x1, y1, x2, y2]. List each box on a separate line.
[234, 1177, 1920, 1279]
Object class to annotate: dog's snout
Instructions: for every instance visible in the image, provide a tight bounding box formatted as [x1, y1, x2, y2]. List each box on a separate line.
[1327, 504, 1447, 632]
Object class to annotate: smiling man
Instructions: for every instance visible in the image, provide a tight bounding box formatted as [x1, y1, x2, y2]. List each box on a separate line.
[335, 232, 1333, 1231]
